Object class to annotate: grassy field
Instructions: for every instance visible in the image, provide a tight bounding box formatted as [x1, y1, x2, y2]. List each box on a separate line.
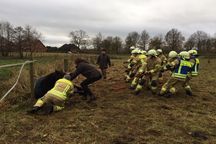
[0, 55, 216, 144]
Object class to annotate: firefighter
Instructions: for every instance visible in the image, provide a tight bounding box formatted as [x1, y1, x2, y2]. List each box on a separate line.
[159, 51, 192, 97]
[125, 48, 140, 82]
[183, 49, 200, 95]
[130, 50, 147, 95]
[28, 74, 74, 114]
[157, 49, 167, 65]
[160, 51, 179, 73]
[188, 49, 200, 76]
[157, 49, 167, 82]
[145, 49, 162, 94]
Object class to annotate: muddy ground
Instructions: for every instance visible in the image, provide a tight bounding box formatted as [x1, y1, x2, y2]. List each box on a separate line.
[1, 58, 216, 144]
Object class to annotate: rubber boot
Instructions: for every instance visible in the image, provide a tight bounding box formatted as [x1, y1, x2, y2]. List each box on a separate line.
[134, 90, 141, 95]
[165, 92, 173, 98]
[27, 106, 41, 114]
[87, 95, 96, 103]
[186, 90, 193, 96]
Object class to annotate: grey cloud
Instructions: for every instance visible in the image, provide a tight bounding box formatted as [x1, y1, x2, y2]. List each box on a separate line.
[1, 0, 216, 46]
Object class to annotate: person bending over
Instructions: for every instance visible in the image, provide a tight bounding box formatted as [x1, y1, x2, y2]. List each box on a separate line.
[70, 58, 102, 102]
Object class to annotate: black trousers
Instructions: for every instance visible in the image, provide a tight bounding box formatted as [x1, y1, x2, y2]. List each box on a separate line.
[100, 68, 107, 79]
[80, 75, 102, 97]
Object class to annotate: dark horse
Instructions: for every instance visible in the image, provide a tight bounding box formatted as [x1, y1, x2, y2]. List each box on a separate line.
[34, 70, 84, 99]
[34, 70, 65, 99]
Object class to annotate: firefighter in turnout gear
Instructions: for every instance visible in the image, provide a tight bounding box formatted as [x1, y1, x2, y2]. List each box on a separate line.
[184, 49, 200, 95]
[125, 48, 140, 82]
[159, 51, 193, 97]
[145, 49, 162, 94]
[130, 50, 147, 95]
[188, 49, 200, 77]
[28, 74, 74, 114]
[157, 49, 167, 65]
[160, 51, 179, 73]
[157, 49, 167, 82]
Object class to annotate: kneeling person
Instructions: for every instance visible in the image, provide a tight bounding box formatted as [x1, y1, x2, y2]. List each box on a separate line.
[28, 74, 74, 114]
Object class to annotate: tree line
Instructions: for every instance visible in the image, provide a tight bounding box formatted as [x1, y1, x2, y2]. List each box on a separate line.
[1, 20, 216, 58]
[69, 29, 216, 54]
[0, 21, 41, 58]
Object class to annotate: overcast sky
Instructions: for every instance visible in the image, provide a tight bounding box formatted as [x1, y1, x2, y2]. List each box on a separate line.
[0, 0, 216, 47]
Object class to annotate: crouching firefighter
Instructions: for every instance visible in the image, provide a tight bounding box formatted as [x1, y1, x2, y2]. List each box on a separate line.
[145, 49, 162, 94]
[130, 50, 147, 95]
[159, 51, 192, 97]
[125, 48, 140, 82]
[28, 74, 74, 114]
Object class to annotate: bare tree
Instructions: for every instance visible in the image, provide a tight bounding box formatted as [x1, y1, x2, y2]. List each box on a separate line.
[0, 22, 3, 56]
[23, 25, 41, 58]
[212, 37, 216, 53]
[189, 31, 209, 51]
[14, 26, 25, 58]
[0, 22, 14, 56]
[149, 35, 164, 50]
[112, 36, 122, 54]
[92, 32, 103, 51]
[101, 36, 113, 52]
[138, 30, 150, 50]
[125, 31, 140, 51]
[69, 30, 88, 49]
[184, 37, 196, 50]
[165, 28, 185, 51]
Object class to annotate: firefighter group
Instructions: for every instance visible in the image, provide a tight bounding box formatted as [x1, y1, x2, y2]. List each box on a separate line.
[124, 46, 199, 98]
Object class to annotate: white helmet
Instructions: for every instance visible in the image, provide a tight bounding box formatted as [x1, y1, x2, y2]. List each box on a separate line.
[130, 46, 136, 50]
[147, 49, 157, 56]
[157, 49, 163, 54]
[179, 51, 190, 60]
[140, 50, 147, 55]
[131, 48, 140, 54]
[188, 49, 198, 56]
[138, 49, 143, 54]
[168, 51, 178, 58]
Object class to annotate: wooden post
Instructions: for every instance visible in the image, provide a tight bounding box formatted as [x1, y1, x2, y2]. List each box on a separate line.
[64, 59, 69, 72]
[29, 61, 35, 99]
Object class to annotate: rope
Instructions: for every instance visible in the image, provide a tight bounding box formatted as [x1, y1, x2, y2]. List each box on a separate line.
[0, 61, 34, 102]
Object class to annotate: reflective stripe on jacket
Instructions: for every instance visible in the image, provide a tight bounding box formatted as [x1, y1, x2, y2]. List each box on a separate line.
[48, 78, 73, 99]
[191, 58, 199, 76]
[172, 59, 192, 79]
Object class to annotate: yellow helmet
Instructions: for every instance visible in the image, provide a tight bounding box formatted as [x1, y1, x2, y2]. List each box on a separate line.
[131, 48, 140, 54]
[147, 49, 157, 56]
[179, 51, 190, 60]
[168, 51, 178, 58]
[140, 50, 147, 55]
[130, 46, 136, 50]
[188, 49, 198, 56]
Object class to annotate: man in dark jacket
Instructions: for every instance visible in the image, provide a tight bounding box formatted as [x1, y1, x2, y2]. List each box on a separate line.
[97, 48, 111, 79]
[70, 58, 102, 102]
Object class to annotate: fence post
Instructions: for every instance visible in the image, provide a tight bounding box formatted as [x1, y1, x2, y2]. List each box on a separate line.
[64, 59, 69, 72]
[29, 61, 35, 99]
